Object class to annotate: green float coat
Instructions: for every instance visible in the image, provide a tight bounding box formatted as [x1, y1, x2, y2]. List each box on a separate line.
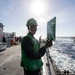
[21, 33, 43, 70]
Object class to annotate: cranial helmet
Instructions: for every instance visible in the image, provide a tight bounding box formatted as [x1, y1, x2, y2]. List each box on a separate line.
[26, 18, 38, 26]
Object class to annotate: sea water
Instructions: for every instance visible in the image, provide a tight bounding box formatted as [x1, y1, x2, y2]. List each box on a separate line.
[49, 37, 75, 74]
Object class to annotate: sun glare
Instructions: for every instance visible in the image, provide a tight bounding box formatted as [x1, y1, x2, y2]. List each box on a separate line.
[29, 0, 48, 16]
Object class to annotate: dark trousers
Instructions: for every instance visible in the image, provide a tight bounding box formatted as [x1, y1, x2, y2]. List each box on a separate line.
[24, 68, 42, 75]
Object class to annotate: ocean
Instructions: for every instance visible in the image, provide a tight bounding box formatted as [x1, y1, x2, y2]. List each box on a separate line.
[49, 37, 75, 74]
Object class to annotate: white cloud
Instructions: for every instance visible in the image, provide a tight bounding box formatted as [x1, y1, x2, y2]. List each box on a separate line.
[0, 1, 16, 16]
[0, 11, 10, 16]
[38, 18, 46, 23]
[55, 5, 75, 36]
[15, 25, 28, 36]
[57, 5, 75, 24]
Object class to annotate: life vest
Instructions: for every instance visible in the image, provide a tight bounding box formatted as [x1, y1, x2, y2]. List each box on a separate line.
[21, 33, 43, 70]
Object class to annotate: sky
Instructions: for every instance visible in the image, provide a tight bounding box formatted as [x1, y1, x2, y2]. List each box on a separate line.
[0, 0, 75, 39]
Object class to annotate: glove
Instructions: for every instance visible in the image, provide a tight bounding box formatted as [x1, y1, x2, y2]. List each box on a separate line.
[45, 40, 52, 48]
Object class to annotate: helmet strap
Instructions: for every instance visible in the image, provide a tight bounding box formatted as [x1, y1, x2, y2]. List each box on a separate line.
[28, 25, 32, 32]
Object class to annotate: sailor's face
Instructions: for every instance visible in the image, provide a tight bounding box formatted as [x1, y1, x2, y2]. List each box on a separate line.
[29, 25, 37, 34]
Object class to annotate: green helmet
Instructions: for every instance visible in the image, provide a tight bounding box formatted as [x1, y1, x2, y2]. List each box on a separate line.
[26, 18, 38, 26]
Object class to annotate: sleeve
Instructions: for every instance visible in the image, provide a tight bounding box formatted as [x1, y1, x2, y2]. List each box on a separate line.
[21, 36, 47, 60]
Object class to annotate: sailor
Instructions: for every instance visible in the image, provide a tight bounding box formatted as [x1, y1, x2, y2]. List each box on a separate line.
[20, 18, 52, 75]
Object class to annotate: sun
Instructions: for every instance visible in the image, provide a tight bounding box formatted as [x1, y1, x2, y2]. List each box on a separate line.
[29, 0, 48, 16]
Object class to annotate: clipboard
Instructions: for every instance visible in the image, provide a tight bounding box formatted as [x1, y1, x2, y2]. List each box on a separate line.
[47, 17, 56, 40]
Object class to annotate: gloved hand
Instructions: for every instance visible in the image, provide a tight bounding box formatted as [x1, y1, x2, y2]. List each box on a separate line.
[45, 40, 52, 48]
